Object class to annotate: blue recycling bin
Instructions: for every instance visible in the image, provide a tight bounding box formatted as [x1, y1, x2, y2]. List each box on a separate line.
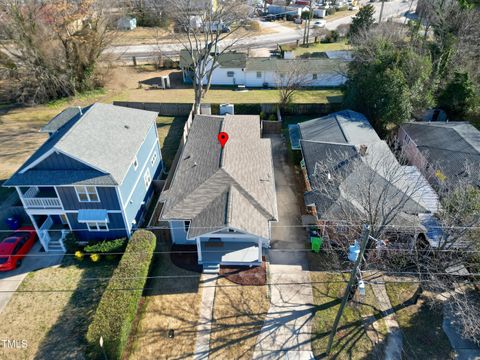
[6, 216, 20, 230]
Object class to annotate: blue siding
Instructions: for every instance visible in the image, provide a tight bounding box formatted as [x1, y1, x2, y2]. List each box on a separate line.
[67, 212, 127, 241]
[57, 186, 121, 210]
[170, 220, 192, 244]
[33, 152, 92, 170]
[119, 124, 163, 231]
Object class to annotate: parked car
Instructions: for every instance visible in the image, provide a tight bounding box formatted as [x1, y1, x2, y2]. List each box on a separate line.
[349, 5, 358, 10]
[0, 227, 37, 271]
[312, 20, 326, 28]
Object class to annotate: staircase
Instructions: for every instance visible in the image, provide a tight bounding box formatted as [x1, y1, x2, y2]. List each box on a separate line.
[203, 263, 220, 274]
[46, 229, 68, 253]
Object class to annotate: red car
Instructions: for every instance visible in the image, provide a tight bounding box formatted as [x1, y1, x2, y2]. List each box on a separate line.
[0, 226, 37, 271]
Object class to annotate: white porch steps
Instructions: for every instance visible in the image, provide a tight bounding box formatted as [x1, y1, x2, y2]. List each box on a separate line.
[202, 263, 220, 274]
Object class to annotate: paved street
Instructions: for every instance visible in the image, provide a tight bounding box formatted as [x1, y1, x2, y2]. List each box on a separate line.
[108, 0, 415, 59]
[253, 135, 315, 360]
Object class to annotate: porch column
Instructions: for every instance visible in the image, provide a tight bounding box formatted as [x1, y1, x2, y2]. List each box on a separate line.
[196, 237, 202, 263]
[258, 238, 262, 262]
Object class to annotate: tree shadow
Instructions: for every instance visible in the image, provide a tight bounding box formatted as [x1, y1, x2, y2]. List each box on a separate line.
[34, 257, 116, 360]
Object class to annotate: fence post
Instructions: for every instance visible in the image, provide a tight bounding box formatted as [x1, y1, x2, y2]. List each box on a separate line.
[132, 56, 137, 67]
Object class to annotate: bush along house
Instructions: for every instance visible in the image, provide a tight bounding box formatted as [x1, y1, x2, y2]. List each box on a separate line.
[3, 103, 163, 252]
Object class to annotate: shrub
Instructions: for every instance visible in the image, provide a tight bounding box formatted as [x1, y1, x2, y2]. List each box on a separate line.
[84, 238, 127, 254]
[247, 20, 261, 32]
[64, 232, 81, 253]
[74, 251, 84, 261]
[86, 230, 156, 359]
[268, 113, 277, 121]
[259, 111, 266, 120]
[337, 5, 348, 11]
[326, 7, 336, 16]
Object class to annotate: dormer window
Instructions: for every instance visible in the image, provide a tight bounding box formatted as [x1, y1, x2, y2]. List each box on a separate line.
[133, 157, 138, 170]
[75, 186, 99, 202]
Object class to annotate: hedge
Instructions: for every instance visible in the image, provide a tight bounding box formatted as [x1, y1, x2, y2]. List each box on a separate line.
[86, 230, 156, 359]
[84, 238, 127, 254]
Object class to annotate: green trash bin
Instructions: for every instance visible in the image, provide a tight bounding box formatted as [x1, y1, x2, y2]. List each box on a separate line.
[311, 236, 324, 253]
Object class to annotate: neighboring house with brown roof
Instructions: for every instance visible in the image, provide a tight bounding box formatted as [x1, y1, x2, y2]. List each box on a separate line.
[398, 122, 480, 187]
[158, 114, 278, 271]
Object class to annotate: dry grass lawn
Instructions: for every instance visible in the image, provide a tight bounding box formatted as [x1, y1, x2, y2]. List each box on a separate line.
[310, 272, 388, 359]
[0, 258, 114, 360]
[127, 246, 202, 360]
[209, 277, 269, 359]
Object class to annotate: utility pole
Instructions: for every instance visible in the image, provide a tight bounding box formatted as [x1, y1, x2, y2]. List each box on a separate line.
[378, 0, 385, 23]
[326, 224, 370, 355]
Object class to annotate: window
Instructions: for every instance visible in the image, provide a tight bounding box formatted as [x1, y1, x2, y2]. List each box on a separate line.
[312, 73, 318, 80]
[144, 168, 152, 189]
[256, 71, 262, 78]
[151, 152, 158, 166]
[404, 134, 411, 144]
[227, 71, 235, 78]
[75, 186, 99, 202]
[133, 156, 138, 170]
[184, 221, 190, 233]
[280, 73, 285, 79]
[87, 222, 109, 232]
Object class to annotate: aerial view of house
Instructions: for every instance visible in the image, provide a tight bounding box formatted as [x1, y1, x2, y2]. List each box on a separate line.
[158, 114, 278, 271]
[3, 103, 163, 251]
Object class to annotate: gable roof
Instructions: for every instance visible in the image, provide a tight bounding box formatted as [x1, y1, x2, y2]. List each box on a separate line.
[401, 122, 480, 181]
[40, 107, 83, 133]
[159, 114, 277, 239]
[179, 49, 248, 69]
[5, 103, 158, 187]
[245, 57, 347, 73]
[298, 110, 381, 145]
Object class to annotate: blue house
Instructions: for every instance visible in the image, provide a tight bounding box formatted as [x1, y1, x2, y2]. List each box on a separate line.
[3, 103, 163, 252]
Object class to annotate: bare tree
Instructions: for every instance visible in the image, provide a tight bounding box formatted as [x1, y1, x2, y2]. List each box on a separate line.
[0, 0, 116, 104]
[164, 0, 253, 114]
[275, 60, 312, 110]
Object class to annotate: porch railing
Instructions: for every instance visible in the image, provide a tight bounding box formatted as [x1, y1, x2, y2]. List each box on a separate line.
[23, 197, 62, 209]
[38, 216, 54, 249]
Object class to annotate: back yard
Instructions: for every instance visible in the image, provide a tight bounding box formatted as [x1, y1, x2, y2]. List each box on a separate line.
[0, 257, 115, 359]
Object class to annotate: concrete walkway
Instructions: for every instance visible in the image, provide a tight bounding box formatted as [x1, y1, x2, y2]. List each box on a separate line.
[253, 135, 315, 359]
[370, 281, 403, 360]
[193, 273, 218, 360]
[0, 242, 64, 314]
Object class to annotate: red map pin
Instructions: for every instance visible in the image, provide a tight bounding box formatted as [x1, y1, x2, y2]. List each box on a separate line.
[217, 132, 229, 148]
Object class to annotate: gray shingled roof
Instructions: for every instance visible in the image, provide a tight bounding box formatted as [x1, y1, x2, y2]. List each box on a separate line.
[40, 107, 83, 133]
[401, 122, 480, 182]
[298, 110, 381, 145]
[179, 49, 247, 68]
[160, 114, 277, 240]
[5, 103, 158, 187]
[245, 57, 347, 73]
[301, 136, 427, 222]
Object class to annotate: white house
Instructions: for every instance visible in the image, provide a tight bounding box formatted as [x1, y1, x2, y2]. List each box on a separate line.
[179, 50, 347, 87]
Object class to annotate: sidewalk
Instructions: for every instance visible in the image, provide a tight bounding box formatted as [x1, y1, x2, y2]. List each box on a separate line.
[193, 273, 218, 360]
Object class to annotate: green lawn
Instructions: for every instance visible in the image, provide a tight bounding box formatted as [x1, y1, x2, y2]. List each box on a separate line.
[294, 40, 352, 57]
[0, 257, 115, 360]
[310, 272, 388, 359]
[156, 116, 188, 170]
[385, 281, 455, 359]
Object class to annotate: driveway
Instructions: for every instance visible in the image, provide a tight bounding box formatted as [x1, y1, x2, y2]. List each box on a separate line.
[253, 135, 315, 360]
[0, 242, 63, 313]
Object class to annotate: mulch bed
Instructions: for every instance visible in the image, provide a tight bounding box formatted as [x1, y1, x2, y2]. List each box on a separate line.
[170, 244, 202, 273]
[219, 259, 267, 286]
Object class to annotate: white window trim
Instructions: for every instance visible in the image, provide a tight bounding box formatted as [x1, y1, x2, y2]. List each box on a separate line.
[151, 152, 157, 166]
[133, 156, 139, 170]
[75, 186, 100, 203]
[86, 221, 109, 232]
[256, 71, 262, 78]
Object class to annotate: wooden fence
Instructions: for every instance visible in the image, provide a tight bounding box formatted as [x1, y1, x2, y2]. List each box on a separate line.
[113, 102, 193, 116]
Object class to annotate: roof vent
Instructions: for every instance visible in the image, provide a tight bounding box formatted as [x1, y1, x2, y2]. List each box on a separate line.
[359, 144, 368, 156]
[124, 125, 130, 129]
[193, 162, 198, 167]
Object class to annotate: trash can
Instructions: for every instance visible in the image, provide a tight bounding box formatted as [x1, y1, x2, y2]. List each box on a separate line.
[6, 216, 21, 230]
[311, 236, 324, 253]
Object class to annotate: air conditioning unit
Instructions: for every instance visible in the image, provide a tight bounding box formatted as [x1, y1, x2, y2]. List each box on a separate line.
[219, 103, 234, 115]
